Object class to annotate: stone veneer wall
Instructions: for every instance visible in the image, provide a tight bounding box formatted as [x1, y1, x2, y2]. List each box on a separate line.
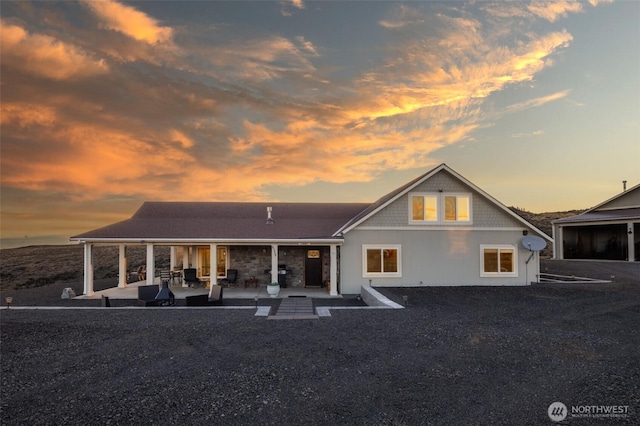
[227, 246, 308, 288]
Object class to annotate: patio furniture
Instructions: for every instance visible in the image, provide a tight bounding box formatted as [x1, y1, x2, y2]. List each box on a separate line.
[170, 270, 182, 286]
[219, 269, 238, 287]
[185, 294, 209, 306]
[209, 285, 223, 305]
[183, 268, 201, 288]
[160, 270, 171, 286]
[137, 284, 159, 306]
[244, 276, 259, 288]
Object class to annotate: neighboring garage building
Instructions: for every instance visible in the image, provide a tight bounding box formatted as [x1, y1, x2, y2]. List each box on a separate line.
[552, 183, 640, 262]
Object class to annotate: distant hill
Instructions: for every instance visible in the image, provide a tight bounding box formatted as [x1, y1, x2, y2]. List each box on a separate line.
[509, 207, 585, 237]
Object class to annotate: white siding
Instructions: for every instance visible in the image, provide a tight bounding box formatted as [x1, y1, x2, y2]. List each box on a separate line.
[360, 169, 524, 229]
[340, 229, 538, 294]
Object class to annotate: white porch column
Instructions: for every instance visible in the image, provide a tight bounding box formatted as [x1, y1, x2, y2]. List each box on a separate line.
[183, 247, 190, 269]
[553, 226, 563, 260]
[83, 243, 94, 296]
[329, 244, 338, 296]
[628, 221, 635, 262]
[146, 243, 155, 285]
[209, 244, 217, 298]
[271, 244, 279, 284]
[118, 244, 127, 288]
[170, 246, 176, 271]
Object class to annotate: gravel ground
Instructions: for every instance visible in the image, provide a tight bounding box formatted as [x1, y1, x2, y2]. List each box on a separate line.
[1, 260, 638, 425]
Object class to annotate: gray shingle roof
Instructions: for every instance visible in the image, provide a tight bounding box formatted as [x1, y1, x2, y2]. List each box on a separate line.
[552, 207, 640, 224]
[72, 202, 369, 241]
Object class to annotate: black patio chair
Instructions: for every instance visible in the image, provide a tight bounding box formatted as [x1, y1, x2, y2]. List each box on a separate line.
[219, 269, 238, 287]
[183, 268, 201, 288]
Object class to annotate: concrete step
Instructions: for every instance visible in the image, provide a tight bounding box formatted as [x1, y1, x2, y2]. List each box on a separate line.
[267, 297, 318, 320]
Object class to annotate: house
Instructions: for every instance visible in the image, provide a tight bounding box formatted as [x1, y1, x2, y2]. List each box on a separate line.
[552, 183, 639, 262]
[71, 164, 552, 297]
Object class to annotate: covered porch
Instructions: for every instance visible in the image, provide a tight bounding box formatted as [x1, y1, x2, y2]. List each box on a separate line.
[77, 240, 342, 299]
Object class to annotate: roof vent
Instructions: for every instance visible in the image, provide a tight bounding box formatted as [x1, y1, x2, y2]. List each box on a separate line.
[623, 180, 627, 192]
[266, 206, 274, 224]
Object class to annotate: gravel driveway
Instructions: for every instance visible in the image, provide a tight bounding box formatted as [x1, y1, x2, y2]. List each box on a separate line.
[1, 260, 638, 425]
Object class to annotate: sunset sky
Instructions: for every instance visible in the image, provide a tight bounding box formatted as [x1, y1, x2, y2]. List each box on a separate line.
[1, 0, 639, 248]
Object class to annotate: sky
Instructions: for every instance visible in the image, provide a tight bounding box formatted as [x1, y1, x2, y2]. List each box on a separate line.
[1, 0, 639, 248]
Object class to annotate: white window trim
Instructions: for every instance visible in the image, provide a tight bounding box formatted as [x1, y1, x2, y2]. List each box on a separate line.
[409, 192, 472, 225]
[480, 245, 518, 277]
[362, 244, 402, 278]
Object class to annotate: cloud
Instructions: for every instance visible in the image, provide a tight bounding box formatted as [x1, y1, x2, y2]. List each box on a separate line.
[379, 4, 427, 29]
[0, 20, 109, 80]
[280, 0, 305, 17]
[506, 90, 570, 113]
[511, 130, 545, 138]
[528, 1, 585, 22]
[1, 0, 618, 240]
[81, 0, 173, 44]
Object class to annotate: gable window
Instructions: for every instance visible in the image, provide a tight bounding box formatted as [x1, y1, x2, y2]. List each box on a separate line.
[363, 245, 401, 277]
[480, 245, 517, 277]
[410, 193, 471, 224]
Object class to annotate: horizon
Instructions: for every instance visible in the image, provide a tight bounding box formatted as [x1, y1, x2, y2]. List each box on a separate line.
[1, 1, 638, 245]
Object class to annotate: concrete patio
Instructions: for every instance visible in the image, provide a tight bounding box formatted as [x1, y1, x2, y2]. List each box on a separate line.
[74, 278, 341, 300]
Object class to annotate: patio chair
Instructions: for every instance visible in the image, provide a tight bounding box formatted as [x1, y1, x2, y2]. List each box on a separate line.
[209, 284, 223, 305]
[137, 284, 159, 306]
[219, 269, 238, 287]
[183, 268, 201, 288]
[160, 270, 171, 286]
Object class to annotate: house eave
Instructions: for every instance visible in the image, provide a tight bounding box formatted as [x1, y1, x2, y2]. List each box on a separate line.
[69, 237, 344, 245]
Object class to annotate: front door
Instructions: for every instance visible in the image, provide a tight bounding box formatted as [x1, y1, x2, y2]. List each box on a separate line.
[305, 248, 323, 287]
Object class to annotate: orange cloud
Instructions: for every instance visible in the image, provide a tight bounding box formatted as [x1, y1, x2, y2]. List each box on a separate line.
[0, 21, 108, 80]
[81, 0, 173, 44]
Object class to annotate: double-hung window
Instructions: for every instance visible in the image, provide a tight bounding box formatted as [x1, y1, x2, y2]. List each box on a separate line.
[480, 245, 517, 277]
[410, 193, 471, 224]
[363, 245, 401, 277]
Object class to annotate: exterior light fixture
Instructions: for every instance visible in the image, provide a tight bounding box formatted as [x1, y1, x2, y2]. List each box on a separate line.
[5, 297, 13, 308]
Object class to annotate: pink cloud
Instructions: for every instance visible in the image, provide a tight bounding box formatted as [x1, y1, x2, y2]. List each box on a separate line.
[0, 21, 108, 80]
[81, 0, 173, 45]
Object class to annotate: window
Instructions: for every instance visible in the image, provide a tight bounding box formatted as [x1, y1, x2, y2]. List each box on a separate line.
[198, 246, 228, 278]
[363, 245, 401, 277]
[410, 193, 471, 224]
[481, 245, 517, 277]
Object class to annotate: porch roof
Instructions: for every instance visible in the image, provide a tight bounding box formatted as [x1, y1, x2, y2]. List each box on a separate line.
[552, 207, 640, 225]
[71, 202, 369, 242]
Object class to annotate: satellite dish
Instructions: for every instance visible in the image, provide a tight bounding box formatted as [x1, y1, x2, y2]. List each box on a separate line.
[521, 235, 547, 252]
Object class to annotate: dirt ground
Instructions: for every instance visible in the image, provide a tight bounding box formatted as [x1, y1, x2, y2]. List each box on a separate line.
[1, 260, 638, 425]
